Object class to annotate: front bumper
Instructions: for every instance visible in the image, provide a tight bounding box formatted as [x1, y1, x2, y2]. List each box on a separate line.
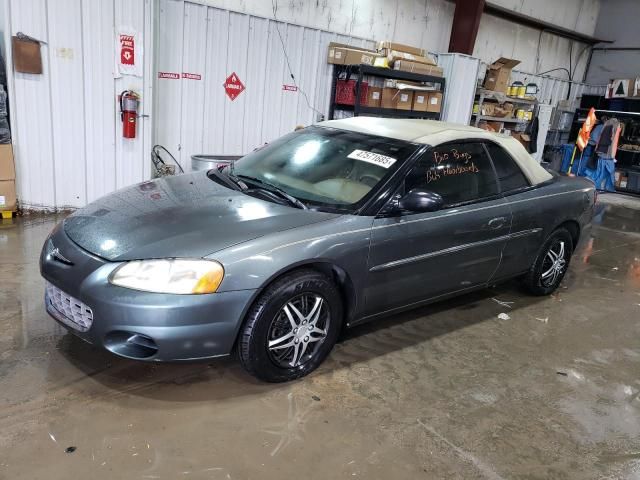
[40, 226, 258, 361]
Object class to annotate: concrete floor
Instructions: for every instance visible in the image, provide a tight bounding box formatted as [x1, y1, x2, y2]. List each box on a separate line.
[1, 196, 640, 480]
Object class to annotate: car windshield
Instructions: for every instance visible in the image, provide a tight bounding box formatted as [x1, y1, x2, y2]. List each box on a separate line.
[226, 126, 418, 211]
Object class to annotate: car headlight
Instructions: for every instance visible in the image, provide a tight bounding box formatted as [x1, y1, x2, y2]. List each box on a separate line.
[109, 259, 224, 294]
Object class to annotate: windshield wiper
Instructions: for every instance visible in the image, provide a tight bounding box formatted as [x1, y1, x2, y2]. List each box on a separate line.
[207, 167, 244, 191]
[234, 174, 308, 210]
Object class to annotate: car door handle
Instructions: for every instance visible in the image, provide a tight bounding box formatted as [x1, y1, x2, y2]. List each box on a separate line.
[487, 217, 507, 229]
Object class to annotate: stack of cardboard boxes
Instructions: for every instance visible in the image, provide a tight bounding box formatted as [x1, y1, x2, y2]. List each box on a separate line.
[328, 40, 444, 114]
[0, 144, 16, 216]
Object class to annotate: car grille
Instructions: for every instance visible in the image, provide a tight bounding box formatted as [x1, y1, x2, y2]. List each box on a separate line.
[45, 282, 93, 332]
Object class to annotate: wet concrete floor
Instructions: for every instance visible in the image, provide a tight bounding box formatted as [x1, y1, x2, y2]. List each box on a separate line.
[1, 195, 640, 479]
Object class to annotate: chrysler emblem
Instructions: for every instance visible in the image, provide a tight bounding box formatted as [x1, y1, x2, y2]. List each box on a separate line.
[50, 246, 73, 266]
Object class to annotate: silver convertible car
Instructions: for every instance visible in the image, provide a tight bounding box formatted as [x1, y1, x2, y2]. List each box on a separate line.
[41, 117, 595, 382]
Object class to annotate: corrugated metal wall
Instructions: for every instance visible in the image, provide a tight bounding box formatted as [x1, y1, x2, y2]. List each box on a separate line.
[4, 0, 154, 210]
[154, 0, 375, 165]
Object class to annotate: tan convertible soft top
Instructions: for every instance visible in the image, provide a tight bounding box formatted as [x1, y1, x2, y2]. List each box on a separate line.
[320, 117, 553, 186]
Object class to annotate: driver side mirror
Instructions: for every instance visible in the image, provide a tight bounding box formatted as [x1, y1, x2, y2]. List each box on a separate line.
[397, 188, 444, 213]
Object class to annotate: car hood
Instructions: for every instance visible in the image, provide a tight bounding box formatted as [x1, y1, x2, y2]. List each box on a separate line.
[64, 171, 338, 261]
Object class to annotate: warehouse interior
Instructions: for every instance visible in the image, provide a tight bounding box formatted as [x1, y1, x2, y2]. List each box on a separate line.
[2, 0, 640, 478]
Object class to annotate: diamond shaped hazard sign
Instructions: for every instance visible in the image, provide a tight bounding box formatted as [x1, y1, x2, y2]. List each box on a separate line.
[223, 72, 245, 101]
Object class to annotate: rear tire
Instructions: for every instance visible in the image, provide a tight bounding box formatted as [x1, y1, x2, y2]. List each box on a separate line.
[521, 228, 573, 296]
[238, 269, 342, 382]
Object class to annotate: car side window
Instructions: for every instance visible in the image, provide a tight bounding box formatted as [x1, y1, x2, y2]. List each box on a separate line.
[404, 142, 499, 207]
[484, 143, 530, 193]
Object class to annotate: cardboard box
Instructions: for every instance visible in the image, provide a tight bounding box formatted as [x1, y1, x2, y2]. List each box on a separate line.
[327, 42, 373, 63]
[483, 57, 521, 93]
[397, 90, 414, 110]
[412, 92, 429, 111]
[0, 179, 16, 210]
[619, 174, 629, 189]
[0, 144, 15, 181]
[327, 43, 376, 65]
[366, 87, 382, 107]
[426, 92, 442, 113]
[377, 41, 425, 57]
[492, 102, 514, 118]
[381, 88, 400, 109]
[386, 50, 437, 66]
[331, 47, 376, 65]
[382, 88, 413, 110]
[393, 60, 443, 77]
[511, 132, 530, 149]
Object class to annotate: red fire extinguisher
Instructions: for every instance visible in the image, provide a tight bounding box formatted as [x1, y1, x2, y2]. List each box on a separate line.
[120, 90, 140, 139]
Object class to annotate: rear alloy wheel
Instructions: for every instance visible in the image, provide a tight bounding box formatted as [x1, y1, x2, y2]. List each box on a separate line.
[238, 269, 342, 382]
[522, 228, 573, 296]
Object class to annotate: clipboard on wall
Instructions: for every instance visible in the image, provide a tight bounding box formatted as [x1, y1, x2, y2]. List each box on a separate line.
[12, 32, 44, 74]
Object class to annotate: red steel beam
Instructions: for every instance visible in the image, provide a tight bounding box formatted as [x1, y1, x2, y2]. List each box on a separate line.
[448, 0, 485, 55]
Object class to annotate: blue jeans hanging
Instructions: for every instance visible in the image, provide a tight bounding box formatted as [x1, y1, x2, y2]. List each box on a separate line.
[588, 157, 616, 192]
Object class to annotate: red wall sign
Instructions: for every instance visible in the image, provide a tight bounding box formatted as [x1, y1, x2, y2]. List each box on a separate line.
[158, 72, 180, 79]
[282, 84, 298, 92]
[223, 72, 245, 101]
[119, 34, 135, 66]
[182, 72, 202, 80]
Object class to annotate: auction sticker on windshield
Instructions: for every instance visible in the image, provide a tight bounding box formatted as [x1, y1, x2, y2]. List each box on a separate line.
[347, 150, 397, 168]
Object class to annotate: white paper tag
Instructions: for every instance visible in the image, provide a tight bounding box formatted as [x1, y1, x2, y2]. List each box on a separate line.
[430, 96, 438, 105]
[400, 93, 408, 102]
[335, 51, 342, 59]
[347, 150, 397, 169]
[372, 91, 380, 100]
[417, 95, 425, 104]
[0, 195, 5, 206]
[329, 49, 335, 58]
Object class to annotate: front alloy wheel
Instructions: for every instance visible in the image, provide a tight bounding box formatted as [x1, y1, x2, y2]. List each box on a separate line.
[238, 269, 342, 382]
[267, 294, 330, 368]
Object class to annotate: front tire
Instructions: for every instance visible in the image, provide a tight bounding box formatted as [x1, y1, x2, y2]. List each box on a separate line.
[238, 269, 342, 382]
[522, 228, 573, 296]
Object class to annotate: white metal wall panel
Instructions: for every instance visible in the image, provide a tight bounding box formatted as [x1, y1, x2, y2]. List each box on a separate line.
[196, 0, 454, 54]
[48, 0, 86, 207]
[157, 3, 375, 161]
[5, 0, 154, 209]
[178, 2, 208, 165]
[437, 53, 480, 125]
[223, 12, 251, 154]
[242, 15, 270, 152]
[82, 0, 117, 202]
[155, 0, 185, 167]
[8, 0, 56, 209]
[201, 7, 230, 155]
[114, 0, 149, 190]
[474, 14, 592, 83]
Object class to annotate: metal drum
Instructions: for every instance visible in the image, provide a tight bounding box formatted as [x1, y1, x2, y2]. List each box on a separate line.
[191, 155, 241, 171]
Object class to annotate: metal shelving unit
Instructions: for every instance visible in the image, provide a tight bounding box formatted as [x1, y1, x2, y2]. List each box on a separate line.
[328, 64, 446, 120]
[472, 88, 537, 131]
